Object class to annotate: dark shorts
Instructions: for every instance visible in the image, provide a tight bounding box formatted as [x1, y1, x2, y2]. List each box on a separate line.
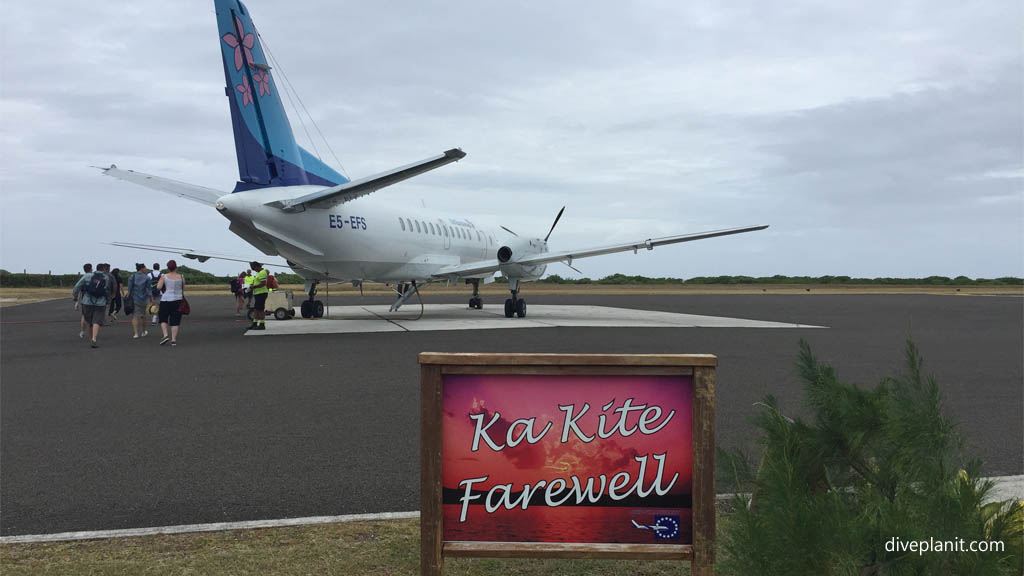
[82, 304, 106, 326]
[159, 300, 183, 326]
[254, 292, 268, 311]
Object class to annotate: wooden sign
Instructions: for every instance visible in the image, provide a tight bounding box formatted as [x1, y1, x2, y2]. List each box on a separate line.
[419, 353, 716, 575]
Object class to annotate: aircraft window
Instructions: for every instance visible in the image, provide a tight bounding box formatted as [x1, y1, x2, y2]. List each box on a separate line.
[406, 218, 413, 231]
[422, 221, 428, 234]
[429, 223, 435, 235]
[415, 221, 422, 233]
[399, 218, 405, 231]
[443, 225, 449, 237]
[476, 230, 482, 241]
[461, 229, 467, 239]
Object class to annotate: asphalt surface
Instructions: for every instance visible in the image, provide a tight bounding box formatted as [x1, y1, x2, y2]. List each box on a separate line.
[2, 292, 1021, 536]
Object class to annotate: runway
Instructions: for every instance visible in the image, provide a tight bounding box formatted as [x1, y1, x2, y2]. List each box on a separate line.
[1, 292, 1020, 536]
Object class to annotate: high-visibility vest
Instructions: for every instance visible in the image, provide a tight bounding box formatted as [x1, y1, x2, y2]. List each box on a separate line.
[252, 269, 269, 295]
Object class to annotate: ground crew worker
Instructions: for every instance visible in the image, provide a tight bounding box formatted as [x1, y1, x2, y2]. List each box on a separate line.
[248, 262, 268, 331]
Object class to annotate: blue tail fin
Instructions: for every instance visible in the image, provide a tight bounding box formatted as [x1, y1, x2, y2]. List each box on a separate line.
[214, 0, 347, 191]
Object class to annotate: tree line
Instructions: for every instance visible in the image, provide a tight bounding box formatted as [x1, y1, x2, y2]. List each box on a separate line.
[0, 267, 306, 287]
[2, 269, 1020, 288]
[538, 273, 1022, 285]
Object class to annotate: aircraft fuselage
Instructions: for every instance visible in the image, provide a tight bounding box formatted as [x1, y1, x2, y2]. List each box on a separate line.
[216, 187, 547, 283]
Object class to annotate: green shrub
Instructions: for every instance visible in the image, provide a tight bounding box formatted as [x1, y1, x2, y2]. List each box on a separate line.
[718, 340, 1023, 575]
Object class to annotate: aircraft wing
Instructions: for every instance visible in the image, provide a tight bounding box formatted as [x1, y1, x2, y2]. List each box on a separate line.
[108, 242, 296, 269]
[99, 165, 225, 207]
[265, 148, 466, 212]
[433, 225, 769, 279]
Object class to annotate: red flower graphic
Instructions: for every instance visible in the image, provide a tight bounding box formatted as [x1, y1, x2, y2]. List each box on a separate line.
[253, 69, 271, 97]
[222, 15, 255, 71]
[236, 76, 253, 107]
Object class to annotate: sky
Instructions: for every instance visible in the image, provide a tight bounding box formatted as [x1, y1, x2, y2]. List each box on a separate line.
[2, 0, 1021, 279]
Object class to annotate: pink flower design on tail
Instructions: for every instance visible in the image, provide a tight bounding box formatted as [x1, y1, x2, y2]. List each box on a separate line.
[236, 76, 253, 107]
[222, 15, 255, 71]
[253, 69, 271, 97]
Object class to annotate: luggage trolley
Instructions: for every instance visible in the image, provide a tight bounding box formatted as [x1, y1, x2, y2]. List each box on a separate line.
[246, 290, 296, 320]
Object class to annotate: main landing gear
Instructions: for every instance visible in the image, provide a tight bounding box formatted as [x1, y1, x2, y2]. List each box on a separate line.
[468, 279, 483, 310]
[503, 278, 526, 318]
[300, 280, 325, 318]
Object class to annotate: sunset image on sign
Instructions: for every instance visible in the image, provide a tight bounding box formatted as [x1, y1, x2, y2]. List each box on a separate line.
[442, 373, 694, 544]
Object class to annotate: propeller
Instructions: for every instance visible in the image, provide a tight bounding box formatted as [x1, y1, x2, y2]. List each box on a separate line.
[544, 206, 565, 242]
[499, 225, 518, 237]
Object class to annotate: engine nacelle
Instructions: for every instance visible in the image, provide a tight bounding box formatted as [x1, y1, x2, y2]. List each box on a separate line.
[497, 246, 513, 263]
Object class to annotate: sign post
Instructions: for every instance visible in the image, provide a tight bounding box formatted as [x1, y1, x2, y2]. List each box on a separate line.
[420, 353, 716, 575]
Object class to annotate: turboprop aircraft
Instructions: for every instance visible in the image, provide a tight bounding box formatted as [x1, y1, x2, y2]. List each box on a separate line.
[105, 0, 768, 319]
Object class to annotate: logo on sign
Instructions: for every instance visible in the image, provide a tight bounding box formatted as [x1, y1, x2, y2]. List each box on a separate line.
[631, 515, 680, 539]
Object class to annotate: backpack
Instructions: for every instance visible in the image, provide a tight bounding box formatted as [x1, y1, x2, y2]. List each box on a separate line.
[267, 275, 279, 290]
[86, 272, 108, 298]
[150, 272, 161, 298]
[230, 278, 241, 294]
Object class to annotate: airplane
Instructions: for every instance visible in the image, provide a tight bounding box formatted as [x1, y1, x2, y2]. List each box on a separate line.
[104, 0, 768, 320]
[631, 519, 668, 532]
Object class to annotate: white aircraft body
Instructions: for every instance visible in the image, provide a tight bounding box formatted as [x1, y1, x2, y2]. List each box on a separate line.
[105, 0, 768, 319]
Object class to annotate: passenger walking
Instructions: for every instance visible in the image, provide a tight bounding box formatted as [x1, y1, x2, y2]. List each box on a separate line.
[247, 262, 268, 331]
[232, 271, 246, 316]
[72, 262, 112, 348]
[75, 263, 93, 338]
[108, 267, 124, 322]
[149, 263, 162, 325]
[156, 260, 185, 346]
[127, 263, 153, 339]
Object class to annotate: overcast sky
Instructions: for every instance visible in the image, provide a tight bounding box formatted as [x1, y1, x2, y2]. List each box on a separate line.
[2, 0, 1021, 279]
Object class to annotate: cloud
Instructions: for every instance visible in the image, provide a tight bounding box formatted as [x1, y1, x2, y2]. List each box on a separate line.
[2, 0, 1020, 278]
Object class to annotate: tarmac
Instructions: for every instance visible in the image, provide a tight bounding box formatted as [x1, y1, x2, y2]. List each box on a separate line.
[1, 291, 1021, 536]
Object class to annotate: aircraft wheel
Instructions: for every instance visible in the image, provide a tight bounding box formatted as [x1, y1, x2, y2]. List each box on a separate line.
[288, 309, 296, 318]
[274, 308, 289, 320]
[515, 298, 527, 318]
[504, 298, 514, 318]
[313, 300, 325, 318]
[469, 297, 482, 309]
[300, 301, 313, 318]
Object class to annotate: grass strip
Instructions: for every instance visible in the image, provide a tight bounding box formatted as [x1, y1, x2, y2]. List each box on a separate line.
[0, 518, 691, 576]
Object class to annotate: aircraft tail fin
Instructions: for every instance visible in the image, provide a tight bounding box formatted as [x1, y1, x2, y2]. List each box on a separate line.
[214, 0, 347, 191]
